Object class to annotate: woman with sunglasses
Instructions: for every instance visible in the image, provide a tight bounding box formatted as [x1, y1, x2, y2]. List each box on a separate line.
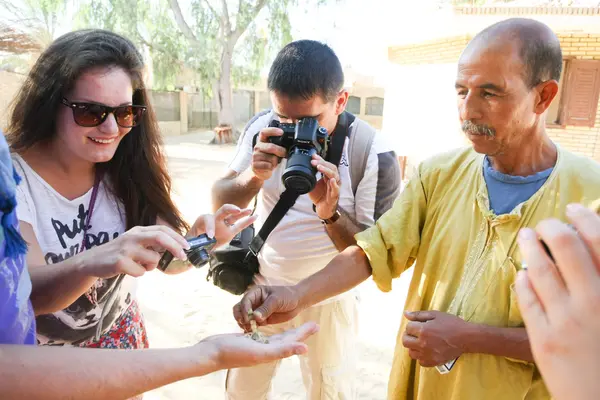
[4, 29, 256, 354]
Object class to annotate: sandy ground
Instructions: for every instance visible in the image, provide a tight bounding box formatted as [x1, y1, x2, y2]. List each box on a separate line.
[137, 132, 413, 400]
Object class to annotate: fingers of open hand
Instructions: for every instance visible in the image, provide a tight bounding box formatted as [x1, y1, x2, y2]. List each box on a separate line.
[565, 203, 600, 274]
[271, 322, 319, 344]
[215, 204, 243, 221]
[514, 270, 548, 340]
[256, 342, 308, 363]
[222, 208, 255, 230]
[193, 214, 215, 238]
[517, 224, 567, 317]
[229, 214, 258, 235]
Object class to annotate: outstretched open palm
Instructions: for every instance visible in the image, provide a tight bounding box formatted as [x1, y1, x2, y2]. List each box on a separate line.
[197, 322, 319, 369]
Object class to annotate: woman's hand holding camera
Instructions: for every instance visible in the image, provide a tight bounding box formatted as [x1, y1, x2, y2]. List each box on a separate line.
[79, 225, 191, 279]
[77, 202, 257, 280]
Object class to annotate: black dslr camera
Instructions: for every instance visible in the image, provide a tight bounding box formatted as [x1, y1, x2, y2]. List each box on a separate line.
[157, 234, 217, 272]
[253, 117, 329, 194]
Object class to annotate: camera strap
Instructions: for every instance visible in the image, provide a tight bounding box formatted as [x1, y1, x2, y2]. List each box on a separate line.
[248, 188, 299, 257]
[247, 112, 355, 258]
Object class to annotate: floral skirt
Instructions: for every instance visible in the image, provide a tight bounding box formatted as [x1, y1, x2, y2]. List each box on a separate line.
[77, 300, 149, 400]
[77, 300, 149, 350]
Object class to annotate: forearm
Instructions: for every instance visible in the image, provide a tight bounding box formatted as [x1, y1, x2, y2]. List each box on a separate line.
[212, 169, 263, 211]
[295, 245, 372, 308]
[29, 257, 97, 316]
[323, 207, 366, 251]
[0, 344, 216, 400]
[461, 325, 534, 363]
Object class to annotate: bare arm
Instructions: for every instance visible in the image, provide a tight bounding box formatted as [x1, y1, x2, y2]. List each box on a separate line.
[462, 324, 533, 362]
[211, 169, 263, 212]
[296, 245, 372, 308]
[236, 245, 373, 327]
[20, 222, 97, 316]
[0, 322, 318, 400]
[22, 223, 191, 315]
[322, 208, 366, 251]
[0, 344, 214, 400]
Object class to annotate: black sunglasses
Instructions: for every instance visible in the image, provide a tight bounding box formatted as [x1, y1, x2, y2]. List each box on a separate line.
[61, 98, 147, 128]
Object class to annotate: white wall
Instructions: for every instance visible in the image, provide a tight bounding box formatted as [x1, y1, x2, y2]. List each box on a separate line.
[381, 63, 467, 169]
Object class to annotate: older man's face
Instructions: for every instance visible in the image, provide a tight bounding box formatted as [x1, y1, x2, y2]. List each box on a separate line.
[455, 41, 539, 156]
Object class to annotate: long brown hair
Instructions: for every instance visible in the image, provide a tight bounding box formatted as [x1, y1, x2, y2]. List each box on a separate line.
[6, 29, 189, 233]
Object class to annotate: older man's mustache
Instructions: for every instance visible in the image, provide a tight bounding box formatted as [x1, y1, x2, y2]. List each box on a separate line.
[462, 121, 495, 137]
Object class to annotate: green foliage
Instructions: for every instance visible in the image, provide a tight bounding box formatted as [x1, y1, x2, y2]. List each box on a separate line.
[75, 0, 329, 91]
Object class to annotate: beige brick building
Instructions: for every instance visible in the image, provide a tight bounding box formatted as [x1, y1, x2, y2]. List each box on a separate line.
[383, 6, 600, 178]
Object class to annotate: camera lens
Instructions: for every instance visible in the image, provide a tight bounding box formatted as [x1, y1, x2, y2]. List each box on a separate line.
[282, 148, 317, 194]
[187, 247, 210, 268]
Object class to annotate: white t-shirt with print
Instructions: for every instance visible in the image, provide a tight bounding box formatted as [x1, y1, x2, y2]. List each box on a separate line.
[12, 154, 135, 346]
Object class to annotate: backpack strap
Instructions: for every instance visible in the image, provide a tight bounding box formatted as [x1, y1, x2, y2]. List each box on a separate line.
[348, 118, 376, 196]
[327, 111, 353, 167]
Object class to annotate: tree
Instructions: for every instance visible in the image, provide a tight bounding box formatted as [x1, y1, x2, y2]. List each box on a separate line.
[0, 0, 68, 49]
[77, 0, 333, 143]
[0, 23, 42, 54]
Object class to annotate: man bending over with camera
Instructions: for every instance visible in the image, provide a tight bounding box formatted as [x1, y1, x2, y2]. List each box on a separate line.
[212, 40, 401, 399]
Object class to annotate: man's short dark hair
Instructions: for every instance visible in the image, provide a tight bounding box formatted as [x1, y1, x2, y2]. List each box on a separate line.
[267, 40, 344, 102]
[469, 18, 563, 88]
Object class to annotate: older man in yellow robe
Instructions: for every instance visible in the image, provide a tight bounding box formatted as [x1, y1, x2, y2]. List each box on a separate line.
[232, 18, 600, 400]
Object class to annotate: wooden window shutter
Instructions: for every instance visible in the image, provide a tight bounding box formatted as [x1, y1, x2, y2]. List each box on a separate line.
[562, 60, 600, 127]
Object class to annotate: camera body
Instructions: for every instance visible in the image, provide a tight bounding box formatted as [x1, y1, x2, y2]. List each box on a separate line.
[253, 117, 329, 194]
[157, 234, 217, 272]
[207, 225, 259, 295]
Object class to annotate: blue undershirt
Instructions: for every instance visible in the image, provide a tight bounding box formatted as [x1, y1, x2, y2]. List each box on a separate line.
[482, 156, 553, 215]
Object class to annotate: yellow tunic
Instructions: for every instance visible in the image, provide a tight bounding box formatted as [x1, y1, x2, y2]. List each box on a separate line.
[355, 145, 600, 400]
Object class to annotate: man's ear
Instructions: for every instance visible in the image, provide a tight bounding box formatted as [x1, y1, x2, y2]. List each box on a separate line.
[534, 80, 559, 115]
[335, 90, 349, 115]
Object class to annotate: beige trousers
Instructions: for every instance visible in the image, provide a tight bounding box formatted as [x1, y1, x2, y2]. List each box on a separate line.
[225, 294, 359, 400]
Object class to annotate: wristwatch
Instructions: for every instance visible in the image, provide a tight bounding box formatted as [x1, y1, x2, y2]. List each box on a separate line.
[321, 209, 341, 225]
[312, 204, 341, 225]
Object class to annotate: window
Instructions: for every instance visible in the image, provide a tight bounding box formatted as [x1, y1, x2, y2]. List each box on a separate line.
[347, 96, 361, 114]
[547, 59, 600, 127]
[366, 96, 384, 116]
